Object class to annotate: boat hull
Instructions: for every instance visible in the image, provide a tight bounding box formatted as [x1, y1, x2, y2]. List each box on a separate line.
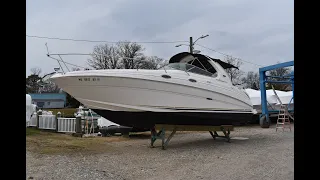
[50, 69, 254, 128]
[92, 108, 252, 129]
[50, 70, 253, 111]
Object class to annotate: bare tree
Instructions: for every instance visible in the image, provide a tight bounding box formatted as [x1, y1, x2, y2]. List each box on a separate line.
[39, 82, 61, 93]
[241, 71, 260, 89]
[266, 62, 292, 91]
[26, 74, 41, 93]
[72, 67, 81, 71]
[87, 44, 121, 69]
[117, 41, 145, 69]
[268, 65, 291, 77]
[87, 41, 166, 71]
[30, 67, 42, 76]
[224, 56, 244, 85]
[157, 59, 169, 69]
[137, 56, 167, 69]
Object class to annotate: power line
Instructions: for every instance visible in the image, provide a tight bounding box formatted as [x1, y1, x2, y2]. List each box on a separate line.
[195, 43, 263, 67]
[26, 35, 188, 44]
[49, 53, 157, 61]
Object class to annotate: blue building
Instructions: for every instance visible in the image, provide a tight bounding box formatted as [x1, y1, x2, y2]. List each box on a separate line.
[29, 93, 67, 109]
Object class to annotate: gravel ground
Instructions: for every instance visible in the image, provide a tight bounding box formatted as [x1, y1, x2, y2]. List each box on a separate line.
[26, 124, 294, 180]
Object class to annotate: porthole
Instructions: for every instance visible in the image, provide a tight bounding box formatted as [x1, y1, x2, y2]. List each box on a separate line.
[189, 79, 197, 82]
[206, 98, 213, 100]
[161, 75, 171, 79]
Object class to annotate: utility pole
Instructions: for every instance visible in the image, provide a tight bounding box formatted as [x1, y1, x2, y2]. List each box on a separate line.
[189, 37, 193, 54]
[176, 35, 209, 54]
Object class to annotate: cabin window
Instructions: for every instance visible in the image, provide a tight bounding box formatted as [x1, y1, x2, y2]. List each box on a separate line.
[37, 102, 44, 107]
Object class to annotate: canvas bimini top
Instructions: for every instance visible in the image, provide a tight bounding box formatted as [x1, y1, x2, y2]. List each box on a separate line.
[169, 52, 239, 75]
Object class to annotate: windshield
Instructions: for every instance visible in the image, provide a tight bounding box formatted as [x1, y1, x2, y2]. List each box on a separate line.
[160, 63, 217, 77]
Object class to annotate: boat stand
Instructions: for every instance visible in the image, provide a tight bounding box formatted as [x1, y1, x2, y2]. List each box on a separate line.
[150, 124, 233, 150]
[208, 127, 231, 142]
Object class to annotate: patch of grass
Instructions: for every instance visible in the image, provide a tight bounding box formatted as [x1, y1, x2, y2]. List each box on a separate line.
[43, 108, 76, 117]
[26, 128, 41, 136]
[26, 128, 130, 155]
[128, 132, 151, 139]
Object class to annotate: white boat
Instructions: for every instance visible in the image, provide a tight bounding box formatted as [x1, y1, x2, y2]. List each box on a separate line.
[26, 94, 37, 127]
[50, 52, 255, 129]
[245, 88, 294, 114]
[97, 117, 120, 128]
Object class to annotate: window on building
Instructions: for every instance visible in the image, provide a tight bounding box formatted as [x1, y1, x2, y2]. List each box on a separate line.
[37, 102, 44, 107]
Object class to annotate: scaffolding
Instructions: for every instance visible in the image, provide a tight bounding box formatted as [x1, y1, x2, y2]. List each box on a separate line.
[259, 61, 294, 128]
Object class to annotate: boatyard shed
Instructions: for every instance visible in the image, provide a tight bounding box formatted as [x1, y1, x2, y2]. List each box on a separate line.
[29, 93, 67, 109]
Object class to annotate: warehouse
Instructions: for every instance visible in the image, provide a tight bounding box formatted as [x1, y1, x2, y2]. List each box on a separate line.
[28, 93, 67, 109]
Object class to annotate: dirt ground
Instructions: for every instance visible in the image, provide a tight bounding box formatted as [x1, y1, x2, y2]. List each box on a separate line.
[26, 124, 294, 180]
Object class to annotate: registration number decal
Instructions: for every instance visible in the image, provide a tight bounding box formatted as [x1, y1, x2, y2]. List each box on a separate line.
[78, 77, 100, 81]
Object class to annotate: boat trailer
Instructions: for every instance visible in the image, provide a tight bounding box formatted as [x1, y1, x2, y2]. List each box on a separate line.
[150, 124, 234, 150]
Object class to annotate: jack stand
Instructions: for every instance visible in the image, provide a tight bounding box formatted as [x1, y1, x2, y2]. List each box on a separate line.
[150, 125, 233, 150]
[209, 126, 231, 142]
[150, 127, 177, 150]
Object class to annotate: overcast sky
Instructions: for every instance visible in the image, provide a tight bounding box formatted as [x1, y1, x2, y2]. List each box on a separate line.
[26, 0, 293, 77]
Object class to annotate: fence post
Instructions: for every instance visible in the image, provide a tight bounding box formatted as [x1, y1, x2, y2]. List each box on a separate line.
[73, 114, 83, 137]
[36, 109, 42, 129]
[56, 112, 61, 132]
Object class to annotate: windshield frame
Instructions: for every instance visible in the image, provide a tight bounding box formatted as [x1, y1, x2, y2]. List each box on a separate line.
[160, 63, 218, 78]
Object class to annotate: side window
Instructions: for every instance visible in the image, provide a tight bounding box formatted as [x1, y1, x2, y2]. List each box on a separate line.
[37, 102, 44, 108]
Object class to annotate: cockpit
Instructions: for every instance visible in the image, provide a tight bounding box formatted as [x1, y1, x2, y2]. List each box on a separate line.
[160, 52, 239, 79]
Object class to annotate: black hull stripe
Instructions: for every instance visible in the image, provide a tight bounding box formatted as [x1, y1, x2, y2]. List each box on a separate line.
[92, 109, 253, 129]
[157, 107, 252, 112]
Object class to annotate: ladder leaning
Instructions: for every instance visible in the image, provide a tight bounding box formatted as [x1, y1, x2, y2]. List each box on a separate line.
[271, 86, 292, 132]
[276, 104, 291, 132]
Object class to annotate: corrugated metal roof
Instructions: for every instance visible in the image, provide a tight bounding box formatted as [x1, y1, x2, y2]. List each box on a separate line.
[29, 93, 67, 102]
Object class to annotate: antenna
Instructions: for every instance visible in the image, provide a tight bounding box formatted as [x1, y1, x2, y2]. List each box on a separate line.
[45, 43, 49, 55]
[45, 43, 65, 73]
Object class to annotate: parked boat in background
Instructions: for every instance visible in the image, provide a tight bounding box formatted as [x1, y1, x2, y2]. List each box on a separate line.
[245, 88, 294, 114]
